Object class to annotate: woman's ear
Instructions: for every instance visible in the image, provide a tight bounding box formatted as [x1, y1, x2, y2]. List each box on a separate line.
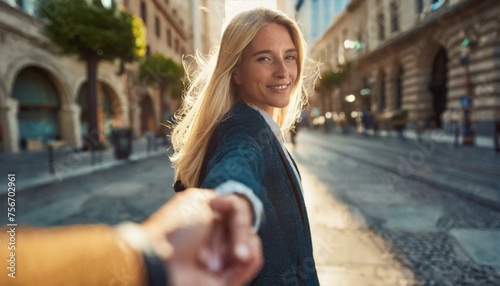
[232, 70, 242, 85]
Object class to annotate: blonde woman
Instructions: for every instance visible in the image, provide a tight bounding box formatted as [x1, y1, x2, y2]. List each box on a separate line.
[171, 8, 319, 285]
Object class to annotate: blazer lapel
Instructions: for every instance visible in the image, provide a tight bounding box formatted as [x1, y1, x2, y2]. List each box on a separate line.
[272, 137, 307, 222]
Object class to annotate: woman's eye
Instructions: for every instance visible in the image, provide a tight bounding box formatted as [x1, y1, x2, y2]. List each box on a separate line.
[257, 57, 271, 62]
[285, 55, 296, 61]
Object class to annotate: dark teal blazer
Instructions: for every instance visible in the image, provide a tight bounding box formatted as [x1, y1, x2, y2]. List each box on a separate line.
[175, 102, 319, 285]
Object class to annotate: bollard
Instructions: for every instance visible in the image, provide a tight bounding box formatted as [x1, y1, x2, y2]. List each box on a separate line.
[48, 145, 55, 174]
[146, 131, 154, 155]
[453, 121, 460, 148]
[495, 120, 500, 153]
[91, 149, 96, 166]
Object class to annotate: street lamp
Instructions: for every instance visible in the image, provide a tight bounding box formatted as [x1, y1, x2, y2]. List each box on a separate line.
[343, 39, 365, 51]
[360, 88, 371, 96]
[345, 94, 356, 103]
[459, 33, 476, 146]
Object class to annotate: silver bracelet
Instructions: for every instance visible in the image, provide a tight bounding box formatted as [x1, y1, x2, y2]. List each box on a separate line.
[216, 180, 264, 233]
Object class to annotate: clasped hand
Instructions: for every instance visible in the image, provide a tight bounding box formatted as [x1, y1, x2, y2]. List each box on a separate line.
[141, 188, 263, 286]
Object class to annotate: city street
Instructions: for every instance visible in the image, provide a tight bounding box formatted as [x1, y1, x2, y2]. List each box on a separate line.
[2, 130, 500, 285]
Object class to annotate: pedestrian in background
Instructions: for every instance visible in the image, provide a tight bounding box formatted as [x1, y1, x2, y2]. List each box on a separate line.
[171, 8, 320, 285]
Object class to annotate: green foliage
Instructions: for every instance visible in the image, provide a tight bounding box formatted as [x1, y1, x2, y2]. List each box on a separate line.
[391, 109, 409, 121]
[319, 70, 344, 90]
[318, 62, 351, 91]
[40, 0, 146, 62]
[139, 54, 184, 98]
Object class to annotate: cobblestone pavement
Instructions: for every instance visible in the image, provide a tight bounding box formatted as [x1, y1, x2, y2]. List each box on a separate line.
[2, 129, 499, 285]
[294, 130, 500, 285]
[4, 154, 175, 227]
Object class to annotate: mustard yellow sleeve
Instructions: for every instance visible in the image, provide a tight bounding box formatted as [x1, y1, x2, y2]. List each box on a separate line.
[0, 224, 148, 286]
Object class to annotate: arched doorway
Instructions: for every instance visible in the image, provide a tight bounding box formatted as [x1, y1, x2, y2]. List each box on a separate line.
[78, 82, 121, 144]
[395, 65, 404, 109]
[12, 67, 61, 150]
[140, 95, 156, 136]
[378, 71, 386, 111]
[428, 47, 448, 128]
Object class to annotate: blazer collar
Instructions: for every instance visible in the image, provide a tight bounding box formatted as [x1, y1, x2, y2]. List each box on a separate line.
[247, 104, 281, 137]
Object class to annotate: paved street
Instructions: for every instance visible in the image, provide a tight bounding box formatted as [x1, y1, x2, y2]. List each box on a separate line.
[294, 129, 500, 285]
[2, 130, 500, 285]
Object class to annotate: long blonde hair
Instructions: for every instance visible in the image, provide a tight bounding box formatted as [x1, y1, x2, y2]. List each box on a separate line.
[171, 8, 318, 188]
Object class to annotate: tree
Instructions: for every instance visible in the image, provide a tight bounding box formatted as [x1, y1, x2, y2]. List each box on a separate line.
[317, 62, 350, 113]
[139, 54, 184, 99]
[40, 0, 146, 152]
[139, 54, 184, 129]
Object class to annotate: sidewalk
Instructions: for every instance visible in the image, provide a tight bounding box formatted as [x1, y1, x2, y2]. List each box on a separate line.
[0, 137, 171, 194]
[300, 127, 500, 211]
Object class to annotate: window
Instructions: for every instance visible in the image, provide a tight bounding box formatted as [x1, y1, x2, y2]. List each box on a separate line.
[155, 16, 160, 38]
[357, 31, 365, 51]
[390, 3, 399, 32]
[175, 39, 179, 54]
[431, 0, 445, 11]
[167, 29, 172, 47]
[140, 2, 147, 24]
[340, 29, 347, 63]
[333, 37, 339, 64]
[378, 12, 385, 40]
[416, 0, 423, 13]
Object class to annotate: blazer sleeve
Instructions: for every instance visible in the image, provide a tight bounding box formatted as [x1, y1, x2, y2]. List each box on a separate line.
[0, 225, 147, 286]
[200, 115, 267, 199]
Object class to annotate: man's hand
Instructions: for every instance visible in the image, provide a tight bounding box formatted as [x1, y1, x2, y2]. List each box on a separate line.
[141, 188, 263, 286]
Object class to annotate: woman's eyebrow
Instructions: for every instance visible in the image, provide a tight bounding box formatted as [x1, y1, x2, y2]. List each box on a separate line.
[251, 50, 272, 57]
[251, 48, 297, 57]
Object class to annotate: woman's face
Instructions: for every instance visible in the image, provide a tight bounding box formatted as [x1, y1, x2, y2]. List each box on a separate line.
[233, 23, 298, 115]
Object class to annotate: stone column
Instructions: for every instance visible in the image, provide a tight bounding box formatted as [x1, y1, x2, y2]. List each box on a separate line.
[1, 98, 19, 153]
[59, 103, 81, 147]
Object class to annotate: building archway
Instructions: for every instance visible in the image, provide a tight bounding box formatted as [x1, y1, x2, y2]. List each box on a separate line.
[378, 70, 387, 112]
[12, 67, 61, 150]
[395, 65, 404, 109]
[140, 94, 156, 136]
[428, 46, 448, 128]
[78, 81, 122, 144]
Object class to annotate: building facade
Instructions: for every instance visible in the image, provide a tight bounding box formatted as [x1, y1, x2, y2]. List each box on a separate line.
[192, 0, 225, 55]
[123, 0, 191, 140]
[310, 0, 500, 147]
[0, 0, 191, 153]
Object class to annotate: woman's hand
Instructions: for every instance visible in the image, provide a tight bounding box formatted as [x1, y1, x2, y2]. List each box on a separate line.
[141, 188, 263, 286]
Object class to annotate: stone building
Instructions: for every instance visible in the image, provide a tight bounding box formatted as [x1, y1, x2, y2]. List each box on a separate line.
[123, 0, 192, 141]
[310, 0, 500, 147]
[192, 0, 225, 55]
[0, 0, 191, 153]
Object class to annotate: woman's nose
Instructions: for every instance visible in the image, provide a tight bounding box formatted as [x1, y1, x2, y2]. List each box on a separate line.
[273, 59, 289, 79]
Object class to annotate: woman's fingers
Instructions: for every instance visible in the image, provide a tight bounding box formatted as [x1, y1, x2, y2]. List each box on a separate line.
[210, 194, 254, 262]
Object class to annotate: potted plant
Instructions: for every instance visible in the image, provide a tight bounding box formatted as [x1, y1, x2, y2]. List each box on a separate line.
[391, 109, 409, 133]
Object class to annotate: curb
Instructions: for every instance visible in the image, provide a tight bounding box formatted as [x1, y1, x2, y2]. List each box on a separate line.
[1, 151, 166, 195]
